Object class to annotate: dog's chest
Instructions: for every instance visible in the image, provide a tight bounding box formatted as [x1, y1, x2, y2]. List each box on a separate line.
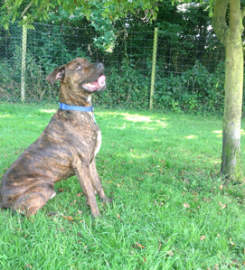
[94, 130, 102, 156]
[84, 112, 102, 156]
[48, 110, 102, 161]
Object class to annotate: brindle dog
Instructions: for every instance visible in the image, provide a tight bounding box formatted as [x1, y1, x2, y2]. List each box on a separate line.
[0, 58, 111, 217]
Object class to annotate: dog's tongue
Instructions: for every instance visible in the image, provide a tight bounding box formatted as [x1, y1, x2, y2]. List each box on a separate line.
[82, 75, 106, 91]
[98, 75, 106, 86]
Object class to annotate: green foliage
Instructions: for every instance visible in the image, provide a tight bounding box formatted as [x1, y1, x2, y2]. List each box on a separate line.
[28, 26, 89, 73]
[95, 58, 226, 114]
[0, 0, 160, 30]
[155, 1, 210, 37]
[0, 17, 226, 112]
[93, 58, 151, 109]
[46, 2, 117, 52]
[153, 61, 225, 113]
[0, 42, 88, 103]
[0, 50, 227, 112]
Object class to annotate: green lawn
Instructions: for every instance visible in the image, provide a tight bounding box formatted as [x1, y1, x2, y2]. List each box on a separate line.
[0, 103, 245, 269]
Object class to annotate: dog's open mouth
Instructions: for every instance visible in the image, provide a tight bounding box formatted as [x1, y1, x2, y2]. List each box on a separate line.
[82, 75, 106, 92]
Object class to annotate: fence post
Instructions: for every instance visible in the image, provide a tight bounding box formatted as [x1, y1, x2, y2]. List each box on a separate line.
[149, 27, 158, 110]
[21, 17, 27, 102]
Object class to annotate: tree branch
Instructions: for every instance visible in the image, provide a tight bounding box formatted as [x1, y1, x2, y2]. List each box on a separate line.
[212, 0, 229, 44]
[20, 2, 32, 18]
[229, 0, 243, 38]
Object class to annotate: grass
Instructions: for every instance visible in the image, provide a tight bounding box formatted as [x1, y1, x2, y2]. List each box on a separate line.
[0, 103, 245, 269]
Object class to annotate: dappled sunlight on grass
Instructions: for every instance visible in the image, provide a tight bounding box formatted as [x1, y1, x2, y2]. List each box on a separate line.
[123, 113, 168, 128]
[0, 114, 12, 118]
[129, 152, 152, 160]
[184, 135, 198, 139]
[125, 114, 153, 122]
[212, 130, 222, 138]
[140, 126, 156, 131]
[98, 111, 168, 129]
[40, 109, 57, 114]
[123, 113, 167, 123]
[98, 111, 122, 117]
[211, 129, 245, 138]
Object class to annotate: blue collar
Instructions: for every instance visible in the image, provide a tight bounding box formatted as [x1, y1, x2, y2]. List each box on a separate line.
[59, 102, 94, 112]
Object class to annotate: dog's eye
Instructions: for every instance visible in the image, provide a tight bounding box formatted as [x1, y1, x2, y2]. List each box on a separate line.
[76, 65, 82, 70]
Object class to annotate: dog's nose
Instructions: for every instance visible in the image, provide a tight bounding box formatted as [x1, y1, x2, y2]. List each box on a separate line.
[96, 63, 104, 71]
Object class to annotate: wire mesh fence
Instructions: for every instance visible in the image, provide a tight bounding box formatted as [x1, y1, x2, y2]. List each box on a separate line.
[0, 22, 225, 111]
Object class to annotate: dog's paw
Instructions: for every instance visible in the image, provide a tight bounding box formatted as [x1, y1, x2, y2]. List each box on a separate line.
[101, 197, 112, 203]
[91, 213, 102, 219]
[91, 207, 101, 218]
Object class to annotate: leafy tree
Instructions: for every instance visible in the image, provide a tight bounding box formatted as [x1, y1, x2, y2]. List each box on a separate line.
[175, 0, 244, 182]
[212, 0, 244, 182]
[0, 0, 160, 29]
[45, 3, 117, 52]
[0, 0, 211, 54]
[0, 0, 162, 53]
[153, 1, 210, 36]
[43, 0, 212, 56]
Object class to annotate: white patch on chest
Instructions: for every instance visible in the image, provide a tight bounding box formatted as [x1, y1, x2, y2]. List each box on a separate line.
[50, 191, 56, 199]
[87, 95, 92, 103]
[95, 130, 102, 156]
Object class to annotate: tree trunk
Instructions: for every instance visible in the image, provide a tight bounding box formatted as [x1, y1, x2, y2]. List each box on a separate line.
[212, 0, 244, 182]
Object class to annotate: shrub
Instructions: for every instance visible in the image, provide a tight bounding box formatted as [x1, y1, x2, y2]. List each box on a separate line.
[0, 48, 227, 114]
[153, 61, 225, 113]
[93, 58, 151, 109]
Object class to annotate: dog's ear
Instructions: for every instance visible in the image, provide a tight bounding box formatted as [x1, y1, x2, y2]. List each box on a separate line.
[46, 65, 65, 86]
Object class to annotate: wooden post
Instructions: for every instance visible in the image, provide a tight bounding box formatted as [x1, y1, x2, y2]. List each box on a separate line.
[149, 27, 158, 110]
[21, 17, 27, 102]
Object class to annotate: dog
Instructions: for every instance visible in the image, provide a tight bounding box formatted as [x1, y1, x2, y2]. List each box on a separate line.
[0, 57, 111, 217]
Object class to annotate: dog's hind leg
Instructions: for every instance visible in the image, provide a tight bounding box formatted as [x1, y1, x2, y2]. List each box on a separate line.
[89, 158, 111, 203]
[10, 184, 55, 216]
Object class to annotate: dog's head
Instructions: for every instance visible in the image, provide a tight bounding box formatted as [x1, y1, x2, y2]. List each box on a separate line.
[46, 58, 106, 93]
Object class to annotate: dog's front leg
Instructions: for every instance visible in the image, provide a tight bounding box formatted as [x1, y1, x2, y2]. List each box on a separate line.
[74, 164, 100, 217]
[89, 158, 111, 203]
